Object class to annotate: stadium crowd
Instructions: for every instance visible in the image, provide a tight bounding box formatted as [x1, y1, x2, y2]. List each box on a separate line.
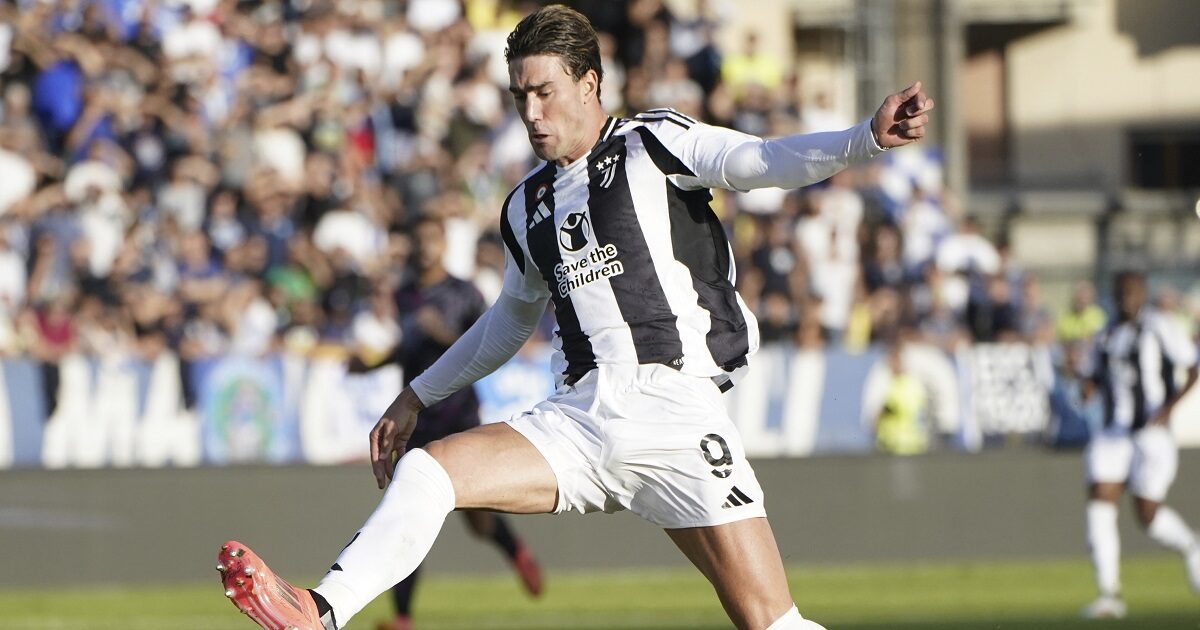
[1, 0, 1196, 451]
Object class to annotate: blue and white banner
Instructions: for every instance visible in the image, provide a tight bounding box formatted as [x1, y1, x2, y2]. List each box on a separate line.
[36, 353, 198, 469]
[474, 345, 556, 424]
[728, 343, 964, 457]
[193, 355, 300, 465]
[1, 343, 1197, 469]
[299, 358, 403, 465]
[0, 359, 47, 468]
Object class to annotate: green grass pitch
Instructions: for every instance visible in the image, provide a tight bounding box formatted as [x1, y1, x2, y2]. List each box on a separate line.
[3, 555, 1197, 629]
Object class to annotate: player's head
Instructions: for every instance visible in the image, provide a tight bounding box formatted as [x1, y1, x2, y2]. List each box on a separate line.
[505, 5, 604, 164]
[1114, 270, 1146, 321]
[412, 216, 446, 273]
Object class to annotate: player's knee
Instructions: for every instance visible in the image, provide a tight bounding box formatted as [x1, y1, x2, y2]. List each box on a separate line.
[1133, 501, 1158, 529]
[1088, 483, 1122, 503]
[420, 440, 451, 465]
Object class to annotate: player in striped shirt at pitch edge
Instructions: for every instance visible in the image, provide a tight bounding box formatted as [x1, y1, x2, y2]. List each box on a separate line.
[216, 5, 934, 629]
[1081, 271, 1200, 619]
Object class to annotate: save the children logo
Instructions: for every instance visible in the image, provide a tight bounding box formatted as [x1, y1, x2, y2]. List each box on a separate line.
[552, 243, 624, 298]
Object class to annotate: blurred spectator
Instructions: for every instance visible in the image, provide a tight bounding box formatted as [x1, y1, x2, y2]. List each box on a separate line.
[796, 179, 860, 342]
[863, 222, 906, 294]
[721, 31, 781, 96]
[0, 226, 26, 318]
[23, 295, 76, 413]
[900, 187, 950, 274]
[646, 58, 704, 118]
[801, 89, 851, 133]
[1046, 341, 1101, 448]
[0, 138, 37, 215]
[871, 340, 930, 455]
[936, 216, 999, 278]
[1019, 276, 1054, 343]
[1156, 285, 1196, 341]
[668, 0, 722, 95]
[1057, 281, 1107, 343]
[965, 274, 1019, 343]
[744, 216, 804, 307]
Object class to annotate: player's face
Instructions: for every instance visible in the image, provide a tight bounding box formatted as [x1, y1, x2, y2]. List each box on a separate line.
[509, 54, 597, 164]
[1116, 275, 1146, 320]
[414, 221, 445, 272]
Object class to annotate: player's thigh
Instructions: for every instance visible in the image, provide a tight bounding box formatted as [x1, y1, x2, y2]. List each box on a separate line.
[422, 422, 558, 514]
[1129, 425, 1178, 504]
[666, 517, 794, 630]
[1085, 431, 1134, 493]
[604, 367, 766, 527]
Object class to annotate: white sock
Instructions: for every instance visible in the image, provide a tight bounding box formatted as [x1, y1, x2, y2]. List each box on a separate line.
[1146, 506, 1199, 554]
[1086, 500, 1121, 597]
[313, 449, 455, 626]
[765, 605, 827, 630]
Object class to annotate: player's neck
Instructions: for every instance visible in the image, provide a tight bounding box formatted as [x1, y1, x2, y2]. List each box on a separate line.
[419, 265, 448, 287]
[553, 108, 609, 167]
[1118, 308, 1143, 323]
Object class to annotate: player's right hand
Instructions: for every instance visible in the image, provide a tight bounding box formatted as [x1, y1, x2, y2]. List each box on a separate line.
[872, 81, 935, 148]
[369, 388, 424, 489]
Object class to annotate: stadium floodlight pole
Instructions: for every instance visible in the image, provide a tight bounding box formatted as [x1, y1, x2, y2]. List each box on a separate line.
[215, 6, 933, 630]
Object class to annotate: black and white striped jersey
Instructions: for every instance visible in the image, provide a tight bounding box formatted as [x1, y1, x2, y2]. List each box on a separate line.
[497, 110, 764, 382]
[1096, 309, 1198, 431]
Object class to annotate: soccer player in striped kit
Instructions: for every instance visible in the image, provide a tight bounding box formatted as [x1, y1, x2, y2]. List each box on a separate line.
[1081, 271, 1200, 619]
[216, 6, 934, 629]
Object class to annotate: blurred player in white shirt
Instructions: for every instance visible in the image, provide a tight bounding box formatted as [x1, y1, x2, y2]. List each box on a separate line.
[1082, 271, 1200, 619]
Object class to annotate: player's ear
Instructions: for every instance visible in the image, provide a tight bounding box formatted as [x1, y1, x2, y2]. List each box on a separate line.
[580, 68, 599, 104]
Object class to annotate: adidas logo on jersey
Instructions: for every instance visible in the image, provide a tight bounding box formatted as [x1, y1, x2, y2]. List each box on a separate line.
[528, 201, 553, 230]
[720, 486, 755, 509]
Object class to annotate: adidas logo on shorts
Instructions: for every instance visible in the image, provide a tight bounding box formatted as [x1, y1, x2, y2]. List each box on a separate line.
[720, 486, 755, 509]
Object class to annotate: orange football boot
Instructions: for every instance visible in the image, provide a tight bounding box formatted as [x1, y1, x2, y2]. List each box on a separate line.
[217, 541, 330, 630]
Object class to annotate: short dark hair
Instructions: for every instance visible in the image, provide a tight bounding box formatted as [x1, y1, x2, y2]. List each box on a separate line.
[1114, 269, 1145, 289]
[504, 4, 603, 99]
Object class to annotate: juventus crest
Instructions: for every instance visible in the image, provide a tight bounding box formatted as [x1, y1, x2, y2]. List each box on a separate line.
[595, 153, 621, 189]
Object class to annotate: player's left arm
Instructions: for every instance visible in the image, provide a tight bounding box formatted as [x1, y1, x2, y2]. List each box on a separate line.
[648, 83, 932, 193]
[721, 82, 934, 191]
[1150, 365, 1198, 427]
[1149, 315, 1200, 426]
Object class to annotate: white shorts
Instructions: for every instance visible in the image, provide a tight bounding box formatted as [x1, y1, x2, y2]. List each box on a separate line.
[1085, 425, 1179, 502]
[505, 363, 767, 529]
